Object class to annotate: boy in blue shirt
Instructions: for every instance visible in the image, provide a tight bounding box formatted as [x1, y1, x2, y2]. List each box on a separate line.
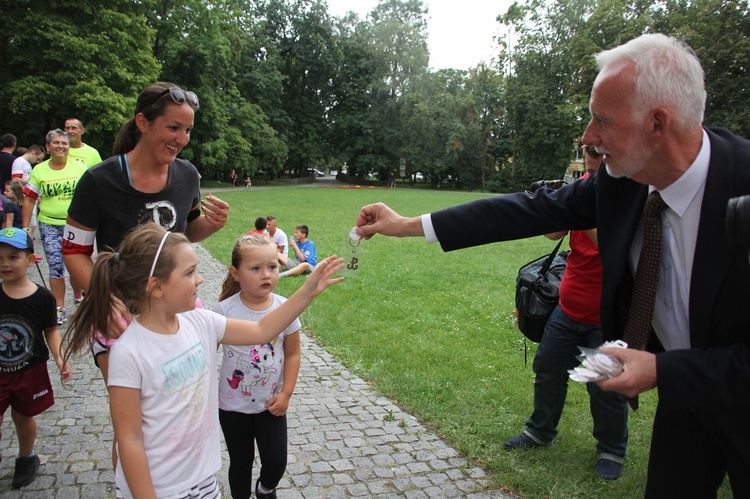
[279, 225, 316, 277]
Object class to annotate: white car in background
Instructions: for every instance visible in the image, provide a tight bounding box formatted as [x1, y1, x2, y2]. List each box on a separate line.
[305, 168, 325, 177]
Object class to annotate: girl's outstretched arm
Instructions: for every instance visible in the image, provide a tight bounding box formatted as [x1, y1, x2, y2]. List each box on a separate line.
[222, 255, 344, 346]
[110, 387, 157, 499]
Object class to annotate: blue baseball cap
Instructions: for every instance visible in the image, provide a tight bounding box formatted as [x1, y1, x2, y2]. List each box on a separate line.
[0, 228, 34, 253]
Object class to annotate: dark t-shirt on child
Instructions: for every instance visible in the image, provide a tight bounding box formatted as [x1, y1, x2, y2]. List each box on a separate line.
[0, 285, 57, 373]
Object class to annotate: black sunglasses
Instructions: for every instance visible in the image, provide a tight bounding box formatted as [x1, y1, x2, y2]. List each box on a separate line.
[136, 87, 200, 115]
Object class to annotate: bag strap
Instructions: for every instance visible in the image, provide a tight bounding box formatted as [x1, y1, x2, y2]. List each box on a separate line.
[118, 154, 132, 186]
[538, 235, 566, 276]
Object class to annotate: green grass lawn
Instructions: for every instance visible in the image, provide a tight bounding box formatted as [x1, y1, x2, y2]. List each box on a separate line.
[200, 185, 729, 498]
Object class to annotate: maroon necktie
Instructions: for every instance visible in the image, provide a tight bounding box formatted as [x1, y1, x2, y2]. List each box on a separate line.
[622, 191, 667, 409]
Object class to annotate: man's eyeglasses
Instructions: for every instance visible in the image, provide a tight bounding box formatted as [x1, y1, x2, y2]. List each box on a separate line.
[136, 87, 200, 114]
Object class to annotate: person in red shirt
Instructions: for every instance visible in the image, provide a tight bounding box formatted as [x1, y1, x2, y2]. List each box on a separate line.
[247, 216, 267, 236]
[504, 145, 628, 480]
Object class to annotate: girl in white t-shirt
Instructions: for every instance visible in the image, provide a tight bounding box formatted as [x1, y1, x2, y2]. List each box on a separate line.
[214, 235, 301, 499]
[63, 223, 343, 498]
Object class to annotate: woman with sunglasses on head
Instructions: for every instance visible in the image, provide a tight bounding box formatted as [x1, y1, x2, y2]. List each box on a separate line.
[62, 82, 229, 384]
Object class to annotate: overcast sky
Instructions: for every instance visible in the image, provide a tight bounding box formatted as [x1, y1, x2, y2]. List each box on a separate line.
[326, 0, 516, 71]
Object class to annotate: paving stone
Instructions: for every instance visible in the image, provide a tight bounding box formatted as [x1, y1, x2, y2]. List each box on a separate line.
[0, 227, 512, 498]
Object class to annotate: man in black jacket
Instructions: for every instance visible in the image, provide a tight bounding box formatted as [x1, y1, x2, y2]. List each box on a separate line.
[356, 33, 750, 497]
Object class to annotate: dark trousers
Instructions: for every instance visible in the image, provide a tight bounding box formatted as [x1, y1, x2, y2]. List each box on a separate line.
[219, 409, 288, 499]
[526, 305, 629, 458]
[646, 405, 750, 498]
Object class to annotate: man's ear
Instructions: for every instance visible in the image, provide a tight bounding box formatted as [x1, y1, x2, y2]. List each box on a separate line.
[648, 107, 672, 140]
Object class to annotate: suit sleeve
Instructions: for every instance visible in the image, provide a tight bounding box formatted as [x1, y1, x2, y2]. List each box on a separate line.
[656, 344, 750, 411]
[432, 174, 599, 252]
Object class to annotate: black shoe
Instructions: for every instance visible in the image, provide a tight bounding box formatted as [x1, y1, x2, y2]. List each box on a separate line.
[504, 432, 548, 450]
[255, 478, 277, 498]
[595, 458, 623, 480]
[12, 454, 40, 489]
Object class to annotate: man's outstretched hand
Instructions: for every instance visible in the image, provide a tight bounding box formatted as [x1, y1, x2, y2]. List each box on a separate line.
[356, 203, 425, 239]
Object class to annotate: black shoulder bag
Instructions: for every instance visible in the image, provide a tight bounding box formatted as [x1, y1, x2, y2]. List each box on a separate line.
[515, 237, 568, 347]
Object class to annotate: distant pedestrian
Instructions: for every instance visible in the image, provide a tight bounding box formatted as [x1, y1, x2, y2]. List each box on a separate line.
[245, 176, 252, 189]
[0, 227, 70, 489]
[231, 169, 238, 188]
[62, 223, 343, 498]
[215, 234, 302, 499]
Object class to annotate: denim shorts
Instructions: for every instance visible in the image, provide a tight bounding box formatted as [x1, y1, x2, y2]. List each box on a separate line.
[39, 222, 66, 279]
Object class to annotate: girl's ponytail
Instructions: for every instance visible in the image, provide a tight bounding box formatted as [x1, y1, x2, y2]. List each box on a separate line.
[61, 223, 191, 376]
[112, 119, 139, 156]
[62, 251, 121, 374]
[219, 272, 241, 302]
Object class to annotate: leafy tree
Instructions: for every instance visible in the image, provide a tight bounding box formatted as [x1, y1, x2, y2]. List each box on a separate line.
[327, 13, 383, 176]
[5, 0, 748, 193]
[0, 0, 159, 153]
[662, 0, 750, 137]
[464, 63, 505, 191]
[255, 0, 340, 176]
[146, 0, 246, 179]
[226, 0, 290, 177]
[366, 0, 430, 178]
[400, 71, 460, 184]
[500, 0, 586, 190]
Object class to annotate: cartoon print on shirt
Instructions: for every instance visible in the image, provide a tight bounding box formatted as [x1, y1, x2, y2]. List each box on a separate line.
[224, 339, 279, 397]
[0, 316, 35, 372]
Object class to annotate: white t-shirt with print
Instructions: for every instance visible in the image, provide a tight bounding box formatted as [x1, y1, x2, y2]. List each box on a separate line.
[108, 309, 226, 498]
[214, 292, 300, 414]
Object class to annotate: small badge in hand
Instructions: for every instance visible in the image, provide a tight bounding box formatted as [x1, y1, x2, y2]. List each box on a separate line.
[340, 227, 364, 278]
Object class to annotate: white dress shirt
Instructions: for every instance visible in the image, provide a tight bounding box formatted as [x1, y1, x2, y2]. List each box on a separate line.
[629, 130, 710, 350]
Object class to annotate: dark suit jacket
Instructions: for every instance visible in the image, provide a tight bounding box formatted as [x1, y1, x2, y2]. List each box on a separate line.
[431, 128, 750, 414]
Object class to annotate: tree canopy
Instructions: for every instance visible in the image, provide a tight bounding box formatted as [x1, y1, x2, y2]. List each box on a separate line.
[1, 0, 748, 191]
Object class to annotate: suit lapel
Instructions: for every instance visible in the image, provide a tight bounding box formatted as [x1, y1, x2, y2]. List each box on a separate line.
[597, 169, 647, 339]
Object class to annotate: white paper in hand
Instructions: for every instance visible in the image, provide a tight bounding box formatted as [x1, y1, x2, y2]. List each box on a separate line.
[569, 340, 627, 383]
